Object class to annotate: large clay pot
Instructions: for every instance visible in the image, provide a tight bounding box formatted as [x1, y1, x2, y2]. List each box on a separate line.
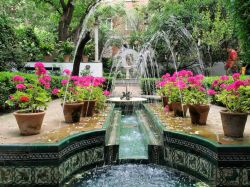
[162, 96, 173, 111]
[14, 111, 45, 135]
[220, 110, 248, 138]
[64, 55, 71, 62]
[81, 100, 96, 117]
[189, 104, 210, 125]
[63, 103, 84, 123]
[172, 102, 187, 117]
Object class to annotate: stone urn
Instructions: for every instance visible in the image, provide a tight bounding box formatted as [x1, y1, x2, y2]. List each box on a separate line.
[81, 100, 96, 117]
[188, 104, 210, 125]
[162, 96, 173, 111]
[14, 111, 45, 135]
[63, 103, 84, 123]
[220, 110, 248, 138]
[172, 102, 187, 117]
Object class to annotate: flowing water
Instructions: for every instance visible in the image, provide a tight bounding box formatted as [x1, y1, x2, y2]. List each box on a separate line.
[64, 164, 208, 187]
[119, 115, 148, 159]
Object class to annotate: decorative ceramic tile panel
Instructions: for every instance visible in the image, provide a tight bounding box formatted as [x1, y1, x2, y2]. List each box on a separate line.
[217, 167, 240, 186]
[0, 145, 105, 185]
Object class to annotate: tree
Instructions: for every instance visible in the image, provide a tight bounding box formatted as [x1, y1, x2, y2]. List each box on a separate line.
[233, 0, 250, 64]
[37, 0, 101, 42]
[146, 0, 235, 73]
[0, 16, 24, 71]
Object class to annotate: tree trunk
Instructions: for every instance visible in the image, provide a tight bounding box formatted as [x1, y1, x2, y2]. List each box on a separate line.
[72, 31, 91, 76]
[58, 0, 74, 41]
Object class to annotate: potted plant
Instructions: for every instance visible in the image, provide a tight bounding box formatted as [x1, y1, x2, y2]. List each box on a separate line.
[83, 42, 94, 63]
[78, 76, 107, 117]
[40, 43, 54, 62]
[61, 40, 74, 62]
[216, 75, 250, 137]
[157, 73, 173, 111]
[53, 70, 85, 123]
[169, 85, 188, 117]
[183, 74, 210, 125]
[166, 70, 194, 117]
[6, 62, 51, 135]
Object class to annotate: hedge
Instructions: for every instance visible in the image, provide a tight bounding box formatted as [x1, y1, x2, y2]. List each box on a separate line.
[0, 72, 63, 111]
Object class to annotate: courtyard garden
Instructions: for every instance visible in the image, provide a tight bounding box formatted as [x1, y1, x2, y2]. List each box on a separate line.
[0, 0, 250, 186]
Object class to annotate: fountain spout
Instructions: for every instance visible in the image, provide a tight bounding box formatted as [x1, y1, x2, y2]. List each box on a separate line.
[120, 84, 132, 100]
[120, 91, 132, 100]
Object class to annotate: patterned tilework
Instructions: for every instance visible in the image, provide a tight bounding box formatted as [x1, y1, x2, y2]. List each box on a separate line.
[164, 136, 250, 186]
[0, 146, 104, 185]
[164, 146, 216, 183]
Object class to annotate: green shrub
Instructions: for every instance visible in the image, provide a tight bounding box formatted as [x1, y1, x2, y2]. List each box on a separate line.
[15, 26, 41, 61]
[0, 72, 63, 111]
[0, 16, 25, 71]
[140, 78, 160, 95]
[233, 0, 250, 64]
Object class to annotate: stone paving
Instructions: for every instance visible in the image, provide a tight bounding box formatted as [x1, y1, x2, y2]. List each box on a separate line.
[149, 103, 250, 145]
[0, 100, 108, 144]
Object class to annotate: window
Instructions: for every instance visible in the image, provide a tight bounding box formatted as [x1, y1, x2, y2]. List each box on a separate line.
[106, 18, 113, 30]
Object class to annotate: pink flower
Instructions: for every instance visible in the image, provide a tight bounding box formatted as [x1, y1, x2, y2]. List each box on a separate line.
[162, 73, 170, 80]
[226, 80, 244, 91]
[175, 80, 186, 89]
[9, 95, 14, 100]
[63, 69, 71, 76]
[234, 80, 245, 89]
[220, 75, 229, 81]
[42, 75, 51, 81]
[52, 88, 59, 95]
[207, 89, 216, 95]
[103, 90, 110, 96]
[220, 83, 227, 89]
[34, 62, 45, 68]
[12, 75, 24, 82]
[71, 76, 79, 81]
[16, 84, 26, 90]
[164, 105, 169, 113]
[157, 81, 166, 87]
[44, 83, 50, 89]
[211, 80, 219, 88]
[199, 87, 206, 92]
[61, 79, 68, 85]
[232, 73, 240, 80]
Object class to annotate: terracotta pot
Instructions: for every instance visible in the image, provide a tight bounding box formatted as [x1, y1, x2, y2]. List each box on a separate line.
[172, 102, 187, 117]
[82, 55, 89, 63]
[44, 55, 52, 62]
[63, 103, 84, 123]
[220, 110, 248, 138]
[64, 55, 71, 62]
[162, 96, 173, 111]
[14, 111, 45, 135]
[189, 104, 210, 125]
[81, 100, 96, 117]
[112, 46, 120, 56]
